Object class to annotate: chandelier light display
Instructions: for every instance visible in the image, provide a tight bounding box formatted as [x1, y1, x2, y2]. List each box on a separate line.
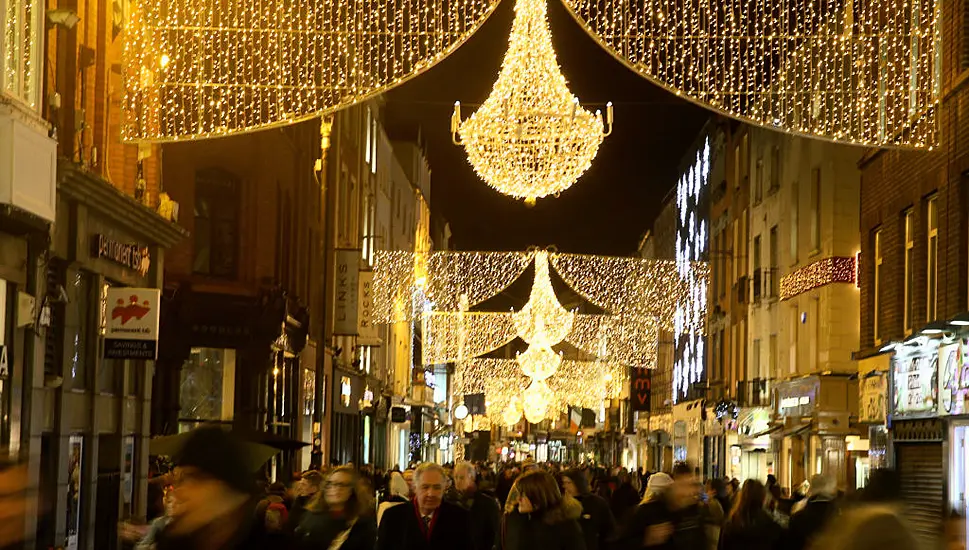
[561, 0, 939, 148]
[451, 0, 613, 204]
[122, 0, 500, 140]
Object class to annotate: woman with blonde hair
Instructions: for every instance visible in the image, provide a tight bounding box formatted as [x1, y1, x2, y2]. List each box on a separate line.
[294, 466, 376, 550]
[503, 470, 585, 550]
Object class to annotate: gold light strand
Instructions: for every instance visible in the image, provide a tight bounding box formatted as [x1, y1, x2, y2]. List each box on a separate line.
[422, 312, 518, 365]
[426, 251, 535, 312]
[513, 251, 575, 346]
[452, 0, 612, 203]
[560, 0, 938, 148]
[123, 0, 501, 141]
[780, 256, 857, 300]
[566, 314, 659, 368]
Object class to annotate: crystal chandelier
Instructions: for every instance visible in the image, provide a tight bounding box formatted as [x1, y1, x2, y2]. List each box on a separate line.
[523, 379, 553, 423]
[451, 0, 613, 205]
[516, 344, 562, 381]
[513, 251, 573, 346]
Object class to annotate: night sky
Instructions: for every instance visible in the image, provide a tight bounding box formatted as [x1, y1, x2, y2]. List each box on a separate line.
[385, 0, 709, 256]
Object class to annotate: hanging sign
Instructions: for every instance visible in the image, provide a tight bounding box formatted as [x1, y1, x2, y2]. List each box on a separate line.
[892, 348, 938, 417]
[357, 270, 380, 345]
[939, 339, 969, 416]
[103, 288, 161, 359]
[630, 367, 651, 412]
[333, 250, 360, 335]
[859, 373, 887, 423]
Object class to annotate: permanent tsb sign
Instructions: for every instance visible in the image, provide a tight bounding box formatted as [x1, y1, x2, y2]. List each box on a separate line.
[103, 288, 161, 360]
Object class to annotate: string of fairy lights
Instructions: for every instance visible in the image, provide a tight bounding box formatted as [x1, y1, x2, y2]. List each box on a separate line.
[451, 0, 613, 204]
[560, 0, 938, 148]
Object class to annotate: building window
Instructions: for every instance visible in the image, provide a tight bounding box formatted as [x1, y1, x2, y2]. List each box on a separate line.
[2, 0, 42, 109]
[769, 334, 778, 377]
[755, 158, 764, 203]
[770, 146, 780, 192]
[753, 235, 762, 300]
[790, 181, 799, 264]
[193, 169, 240, 278]
[927, 196, 938, 321]
[810, 167, 821, 252]
[179, 348, 236, 431]
[362, 195, 376, 266]
[874, 229, 883, 343]
[904, 209, 915, 333]
[790, 306, 799, 375]
[769, 225, 779, 297]
[752, 339, 761, 379]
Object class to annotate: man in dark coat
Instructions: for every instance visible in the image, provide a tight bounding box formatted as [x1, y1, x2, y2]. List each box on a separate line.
[786, 474, 839, 550]
[377, 462, 472, 550]
[451, 461, 501, 550]
[561, 468, 616, 550]
[616, 462, 707, 550]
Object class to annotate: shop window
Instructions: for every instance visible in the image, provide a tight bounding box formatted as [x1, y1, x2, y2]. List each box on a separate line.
[178, 348, 235, 430]
[67, 271, 94, 391]
[193, 169, 240, 278]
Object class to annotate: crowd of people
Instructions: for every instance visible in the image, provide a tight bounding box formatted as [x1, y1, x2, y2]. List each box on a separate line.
[122, 427, 968, 550]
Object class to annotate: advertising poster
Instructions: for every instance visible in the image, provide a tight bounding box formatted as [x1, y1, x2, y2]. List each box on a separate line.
[939, 339, 969, 416]
[66, 435, 83, 550]
[893, 351, 938, 416]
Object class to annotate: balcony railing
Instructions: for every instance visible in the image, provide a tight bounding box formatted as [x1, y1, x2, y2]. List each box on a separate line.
[736, 378, 770, 408]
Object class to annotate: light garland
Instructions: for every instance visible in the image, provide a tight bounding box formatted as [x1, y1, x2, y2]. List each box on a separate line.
[780, 256, 857, 301]
[560, 0, 939, 148]
[674, 139, 710, 403]
[451, 0, 612, 203]
[516, 344, 563, 381]
[123, 0, 501, 141]
[567, 314, 659, 367]
[523, 379, 553, 423]
[421, 312, 518, 365]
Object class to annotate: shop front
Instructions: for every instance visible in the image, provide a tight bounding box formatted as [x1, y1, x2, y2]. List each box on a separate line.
[672, 400, 704, 469]
[772, 374, 858, 492]
[732, 407, 773, 482]
[330, 369, 364, 465]
[889, 336, 944, 546]
[857, 353, 890, 487]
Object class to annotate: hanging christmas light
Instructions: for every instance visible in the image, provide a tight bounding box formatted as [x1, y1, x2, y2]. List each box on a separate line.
[503, 396, 524, 426]
[523, 379, 553, 423]
[516, 344, 563, 381]
[451, 0, 613, 204]
[513, 251, 574, 346]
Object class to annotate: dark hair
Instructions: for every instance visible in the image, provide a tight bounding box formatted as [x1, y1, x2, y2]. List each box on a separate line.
[860, 469, 901, 503]
[561, 469, 591, 496]
[307, 466, 373, 519]
[672, 462, 693, 479]
[302, 470, 324, 488]
[515, 471, 564, 515]
[728, 479, 768, 529]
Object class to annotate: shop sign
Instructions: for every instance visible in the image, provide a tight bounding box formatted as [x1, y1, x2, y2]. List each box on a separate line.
[859, 373, 887, 423]
[357, 270, 380, 345]
[630, 367, 651, 412]
[333, 250, 360, 335]
[892, 349, 938, 417]
[775, 377, 819, 417]
[92, 234, 150, 276]
[939, 339, 969, 416]
[103, 288, 161, 360]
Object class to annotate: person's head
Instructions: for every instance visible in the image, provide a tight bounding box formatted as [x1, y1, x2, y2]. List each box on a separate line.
[388, 471, 410, 499]
[298, 471, 324, 498]
[809, 474, 837, 500]
[560, 469, 590, 498]
[317, 466, 362, 513]
[403, 469, 415, 494]
[669, 462, 698, 509]
[514, 471, 564, 515]
[729, 479, 768, 527]
[453, 461, 477, 494]
[414, 463, 447, 515]
[706, 478, 725, 499]
[643, 472, 673, 502]
[168, 427, 253, 535]
[264, 502, 288, 532]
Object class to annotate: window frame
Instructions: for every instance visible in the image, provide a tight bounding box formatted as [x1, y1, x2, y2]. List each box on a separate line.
[904, 209, 915, 334]
[927, 196, 938, 321]
[1, 0, 43, 110]
[874, 229, 883, 344]
[192, 169, 241, 278]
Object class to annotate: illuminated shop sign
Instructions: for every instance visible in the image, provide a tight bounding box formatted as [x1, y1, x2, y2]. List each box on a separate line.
[892, 349, 938, 417]
[939, 339, 969, 416]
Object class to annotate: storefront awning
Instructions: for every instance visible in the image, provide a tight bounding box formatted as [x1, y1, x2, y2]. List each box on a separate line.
[780, 424, 811, 438]
[750, 425, 783, 438]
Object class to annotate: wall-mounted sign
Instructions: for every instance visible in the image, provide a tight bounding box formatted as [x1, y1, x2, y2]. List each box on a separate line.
[630, 367, 651, 412]
[859, 373, 887, 423]
[391, 406, 407, 423]
[775, 377, 819, 418]
[103, 288, 161, 359]
[892, 350, 938, 417]
[92, 234, 151, 276]
[334, 250, 360, 335]
[357, 270, 380, 345]
[939, 339, 969, 416]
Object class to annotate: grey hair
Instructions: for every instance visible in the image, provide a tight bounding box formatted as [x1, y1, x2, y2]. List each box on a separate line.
[454, 461, 477, 480]
[414, 462, 447, 485]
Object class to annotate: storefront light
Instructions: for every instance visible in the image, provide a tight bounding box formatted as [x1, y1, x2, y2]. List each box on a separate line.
[921, 320, 949, 335]
[950, 312, 969, 326]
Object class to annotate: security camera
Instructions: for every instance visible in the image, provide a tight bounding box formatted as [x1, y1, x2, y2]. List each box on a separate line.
[47, 9, 81, 30]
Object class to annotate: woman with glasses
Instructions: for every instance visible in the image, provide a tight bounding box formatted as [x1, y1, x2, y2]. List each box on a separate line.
[294, 466, 377, 550]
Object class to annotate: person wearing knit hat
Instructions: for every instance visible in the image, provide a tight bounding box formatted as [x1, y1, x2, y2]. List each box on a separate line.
[642, 472, 674, 503]
[156, 427, 274, 550]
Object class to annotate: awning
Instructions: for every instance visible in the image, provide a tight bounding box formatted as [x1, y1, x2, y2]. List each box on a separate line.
[780, 424, 812, 438]
[750, 425, 783, 439]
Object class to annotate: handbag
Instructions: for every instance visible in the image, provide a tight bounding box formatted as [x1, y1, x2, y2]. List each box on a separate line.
[327, 518, 358, 550]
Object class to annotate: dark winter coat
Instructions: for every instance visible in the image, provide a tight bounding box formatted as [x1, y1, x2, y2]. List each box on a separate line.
[376, 499, 472, 550]
[574, 493, 616, 550]
[717, 509, 783, 550]
[611, 483, 642, 524]
[785, 498, 838, 550]
[155, 503, 286, 550]
[502, 495, 586, 550]
[616, 498, 708, 550]
[293, 509, 376, 550]
[452, 489, 502, 550]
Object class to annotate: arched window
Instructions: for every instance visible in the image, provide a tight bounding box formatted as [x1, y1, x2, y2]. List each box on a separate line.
[193, 168, 240, 277]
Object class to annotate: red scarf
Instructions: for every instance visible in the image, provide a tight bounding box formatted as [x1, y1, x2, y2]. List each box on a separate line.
[412, 499, 440, 541]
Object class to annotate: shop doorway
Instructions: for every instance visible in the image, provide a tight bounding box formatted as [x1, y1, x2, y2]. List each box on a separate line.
[951, 424, 969, 541]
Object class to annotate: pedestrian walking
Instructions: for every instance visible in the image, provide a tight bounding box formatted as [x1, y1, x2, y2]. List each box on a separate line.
[289, 471, 323, 531]
[452, 461, 502, 550]
[717, 480, 782, 550]
[377, 471, 410, 526]
[293, 466, 376, 550]
[612, 471, 643, 524]
[560, 468, 616, 550]
[376, 462, 472, 550]
[153, 427, 277, 550]
[502, 470, 586, 550]
[785, 474, 838, 550]
[615, 462, 707, 550]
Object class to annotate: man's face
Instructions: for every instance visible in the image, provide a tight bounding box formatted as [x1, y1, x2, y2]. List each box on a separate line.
[416, 470, 445, 512]
[169, 466, 231, 534]
[299, 478, 320, 497]
[454, 468, 475, 493]
[561, 476, 579, 497]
